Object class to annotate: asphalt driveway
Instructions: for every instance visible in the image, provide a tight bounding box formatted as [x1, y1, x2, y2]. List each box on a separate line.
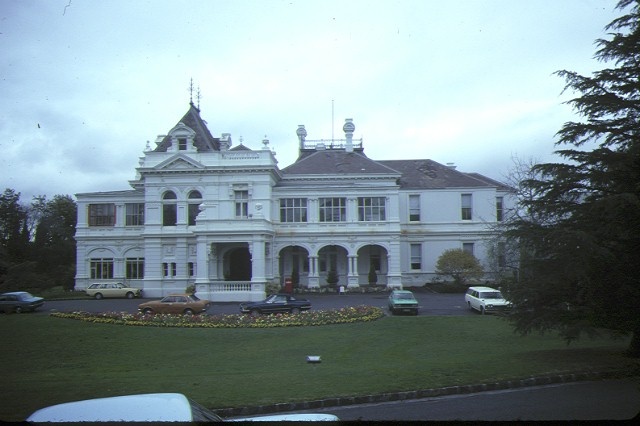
[37, 291, 475, 316]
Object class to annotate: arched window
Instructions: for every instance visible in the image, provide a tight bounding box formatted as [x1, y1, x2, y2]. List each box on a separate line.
[188, 190, 202, 226]
[162, 191, 177, 226]
[163, 191, 177, 200]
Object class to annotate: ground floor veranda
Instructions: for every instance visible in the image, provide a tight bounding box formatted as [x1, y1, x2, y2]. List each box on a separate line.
[76, 237, 406, 301]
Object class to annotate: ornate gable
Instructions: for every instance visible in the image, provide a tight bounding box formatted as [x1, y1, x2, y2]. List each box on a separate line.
[155, 154, 205, 171]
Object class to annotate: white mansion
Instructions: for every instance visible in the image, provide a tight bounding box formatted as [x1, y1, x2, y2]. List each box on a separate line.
[74, 103, 513, 301]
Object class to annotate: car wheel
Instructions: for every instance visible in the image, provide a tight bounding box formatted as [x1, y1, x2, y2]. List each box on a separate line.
[290, 307, 300, 314]
[183, 309, 194, 316]
[480, 306, 485, 315]
[94, 293, 103, 300]
[143, 308, 153, 315]
[250, 309, 260, 317]
[15, 306, 23, 314]
[126, 292, 134, 299]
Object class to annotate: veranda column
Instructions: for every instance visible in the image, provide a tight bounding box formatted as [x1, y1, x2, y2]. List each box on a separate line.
[308, 255, 320, 288]
[251, 237, 266, 283]
[386, 238, 403, 288]
[195, 237, 210, 285]
[347, 254, 360, 288]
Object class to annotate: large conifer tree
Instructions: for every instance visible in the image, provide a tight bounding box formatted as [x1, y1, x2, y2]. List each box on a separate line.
[504, 0, 640, 356]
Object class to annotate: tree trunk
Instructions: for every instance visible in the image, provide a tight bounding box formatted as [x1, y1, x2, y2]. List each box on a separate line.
[626, 327, 640, 358]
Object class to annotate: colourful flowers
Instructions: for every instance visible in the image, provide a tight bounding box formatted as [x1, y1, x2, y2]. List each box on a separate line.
[50, 305, 384, 328]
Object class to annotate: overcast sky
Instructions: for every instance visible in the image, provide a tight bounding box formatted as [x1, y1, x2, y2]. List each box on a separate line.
[1, 0, 622, 202]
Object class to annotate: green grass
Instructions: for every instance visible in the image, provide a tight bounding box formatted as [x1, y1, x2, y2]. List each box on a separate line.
[1, 314, 637, 421]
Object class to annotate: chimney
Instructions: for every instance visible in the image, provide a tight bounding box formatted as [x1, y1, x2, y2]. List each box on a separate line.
[220, 133, 231, 151]
[296, 125, 307, 150]
[343, 118, 355, 152]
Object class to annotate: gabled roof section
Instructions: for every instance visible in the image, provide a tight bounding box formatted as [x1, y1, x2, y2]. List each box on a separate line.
[154, 104, 220, 152]
[379, 159, 497, 189]
[282, 149, 399, 176]
[154, 153, 205, 171]
[230, 144, 252, 151]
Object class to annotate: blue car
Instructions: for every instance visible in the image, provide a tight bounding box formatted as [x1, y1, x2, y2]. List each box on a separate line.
[0, 291, 45, 313]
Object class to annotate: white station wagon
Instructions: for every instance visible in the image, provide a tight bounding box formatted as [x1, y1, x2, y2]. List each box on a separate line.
[85, 282, 143, 299]
[464, 286, 510, 315]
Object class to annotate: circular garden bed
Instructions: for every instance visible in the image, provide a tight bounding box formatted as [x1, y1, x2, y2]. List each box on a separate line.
[50, 305, 384, 328]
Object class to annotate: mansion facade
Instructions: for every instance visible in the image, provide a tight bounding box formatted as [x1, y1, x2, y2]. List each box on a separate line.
[74, 103, 513, 301]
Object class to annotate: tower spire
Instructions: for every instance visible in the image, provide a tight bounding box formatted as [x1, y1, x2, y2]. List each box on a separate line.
[188, 78, 195, 106]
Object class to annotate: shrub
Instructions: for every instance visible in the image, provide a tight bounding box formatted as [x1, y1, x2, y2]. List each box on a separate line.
[265, 281, 280, 295]
[326, 270, 339, 288]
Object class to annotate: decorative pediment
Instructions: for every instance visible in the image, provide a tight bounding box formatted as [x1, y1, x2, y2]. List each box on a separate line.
[155, 154, 205, 171]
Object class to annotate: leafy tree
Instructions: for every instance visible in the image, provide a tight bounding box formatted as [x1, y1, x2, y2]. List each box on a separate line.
[435, 249, 484, 286]
[32, 195, 77, 289]
[0, 188, 30, 263]
[0, 190, 77, 292]
[503, 0, 640, 356]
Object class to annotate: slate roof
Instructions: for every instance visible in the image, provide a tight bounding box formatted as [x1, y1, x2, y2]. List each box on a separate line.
[154, 104, 220, 152]
[465, 172, 512, 191]
[379, 159, 497, 189]
[281, 150, 399, 176]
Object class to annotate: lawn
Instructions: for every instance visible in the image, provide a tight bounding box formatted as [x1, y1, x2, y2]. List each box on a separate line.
[1, 313, 637, 421]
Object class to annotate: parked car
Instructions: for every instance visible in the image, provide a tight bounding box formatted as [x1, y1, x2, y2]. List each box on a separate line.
[0, 291, 44, 313]
[388, 289, 419, 315]
[85, 282, 143, 299]
[239, 294, 311, 316]
[26, 392, 339, 422]
[138, 294, 210, 315]
[464, 286, 511, 314]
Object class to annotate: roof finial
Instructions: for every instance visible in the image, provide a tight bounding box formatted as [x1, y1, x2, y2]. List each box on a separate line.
[189, 78, 195, 106]
[196, 86, 201, 110]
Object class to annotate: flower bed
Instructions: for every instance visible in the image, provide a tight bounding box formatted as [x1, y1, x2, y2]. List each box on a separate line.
[50, 305, 385, 328]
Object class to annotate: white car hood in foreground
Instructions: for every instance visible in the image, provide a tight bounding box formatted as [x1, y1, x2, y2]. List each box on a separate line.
[27, 393, 338, 422]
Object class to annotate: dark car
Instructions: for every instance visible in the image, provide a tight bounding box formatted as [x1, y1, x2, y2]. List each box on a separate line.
[239, 294, 311, 316]
[0, 291, 45, 313]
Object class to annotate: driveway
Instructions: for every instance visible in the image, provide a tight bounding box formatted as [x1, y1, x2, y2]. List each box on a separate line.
[38, 291, 475, 316]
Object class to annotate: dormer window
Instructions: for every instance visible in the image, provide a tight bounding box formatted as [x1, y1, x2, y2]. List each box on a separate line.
[167, 123, 196, 152]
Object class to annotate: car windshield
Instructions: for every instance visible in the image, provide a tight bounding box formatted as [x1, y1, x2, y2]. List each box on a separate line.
[188, 398, 224, 422]
[18, 293, 34, 300]
[482, 292, 503, 299]
[396, 293, 415, 300]
[189, 295, 201, 301]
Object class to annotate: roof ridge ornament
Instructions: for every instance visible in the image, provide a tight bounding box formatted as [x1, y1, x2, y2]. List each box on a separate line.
[188, 78, 202, 111]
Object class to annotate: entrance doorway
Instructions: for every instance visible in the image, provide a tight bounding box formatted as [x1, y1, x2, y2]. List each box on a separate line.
[227, 247, 251, 281]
